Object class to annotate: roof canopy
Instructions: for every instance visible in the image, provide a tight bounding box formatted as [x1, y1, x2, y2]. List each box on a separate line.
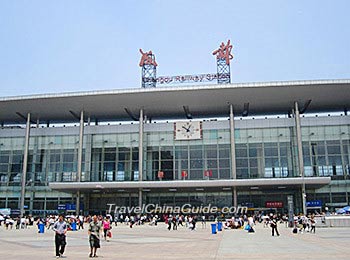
[1, 79, 350, 123]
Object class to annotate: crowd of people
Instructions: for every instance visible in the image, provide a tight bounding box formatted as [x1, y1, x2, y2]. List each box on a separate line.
[0, 215, 34, 229]
[222, 213, 319, 236]
[0, 211, 326, 258]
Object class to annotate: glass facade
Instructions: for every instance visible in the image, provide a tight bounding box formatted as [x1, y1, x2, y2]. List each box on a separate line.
[0, 137, 25, 186]
[301, 125, 350, 179]
[144, 129, 231, 181]
[0, 115, 350, 214]
[235, 127, 297, 179]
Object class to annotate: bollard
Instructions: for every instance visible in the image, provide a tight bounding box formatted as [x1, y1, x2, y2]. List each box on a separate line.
[217, 222, 222, 231]
[38, 223, 45, 233]
[71, 222, 77, 231]
[211, 223, 217, 234]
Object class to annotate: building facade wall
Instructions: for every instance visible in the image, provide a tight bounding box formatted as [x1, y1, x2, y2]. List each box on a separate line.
[0, 115, 349, 215]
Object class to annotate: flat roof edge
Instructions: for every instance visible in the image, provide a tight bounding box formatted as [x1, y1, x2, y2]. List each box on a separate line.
[1, 79, 350, 102]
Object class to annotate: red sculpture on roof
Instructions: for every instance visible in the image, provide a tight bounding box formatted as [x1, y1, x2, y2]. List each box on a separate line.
[139, 49, 158, 67]
[212, 40, 234, 65]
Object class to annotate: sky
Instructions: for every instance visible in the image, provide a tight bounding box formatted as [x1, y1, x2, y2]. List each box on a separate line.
[0, 0, 349, 97]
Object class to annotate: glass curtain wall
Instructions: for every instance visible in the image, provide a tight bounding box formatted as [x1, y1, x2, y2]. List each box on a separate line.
[90, 133, 139, 182]
[235, 127, 297, 179]
[0, 137, 25, 186]
[2, 122, 349, 187]
[302, 125, 350, 180]
[145, 129, 231, 181]
[27, 135, 81, 184]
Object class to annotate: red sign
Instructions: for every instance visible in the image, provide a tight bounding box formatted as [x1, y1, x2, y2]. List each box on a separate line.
[181, 171, 188, 178]
[157, 171, 164, 179]
[265, 201, 283, 208]
[139, 49, 158, 67]
[212, 39, 234, 65]
[204, 170, 213, 177]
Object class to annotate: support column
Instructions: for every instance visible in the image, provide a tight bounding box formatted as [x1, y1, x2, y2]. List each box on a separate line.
[138, 109, 144, 207]
[294, 102, 306, 215]
[76, 110, 84, 215]
[138, 189, 143, 209]
[20, 113, 31, 217]
[229, 105, 237, 207]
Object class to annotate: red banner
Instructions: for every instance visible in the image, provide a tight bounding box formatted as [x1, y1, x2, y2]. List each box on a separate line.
[158, 171, 164, 179]
[204, 170, 213, 177]
[265, 201, 283, 208]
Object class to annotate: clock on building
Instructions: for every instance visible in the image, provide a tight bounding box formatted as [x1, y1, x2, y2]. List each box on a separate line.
[174, 121, 202, 140]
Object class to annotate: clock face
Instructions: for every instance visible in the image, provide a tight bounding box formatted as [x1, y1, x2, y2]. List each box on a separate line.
[174, 121, 202, 140]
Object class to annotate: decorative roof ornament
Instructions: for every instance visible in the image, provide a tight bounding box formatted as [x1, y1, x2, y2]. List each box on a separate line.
[139, 49, 158, 67]
[212, 40, 234, 65]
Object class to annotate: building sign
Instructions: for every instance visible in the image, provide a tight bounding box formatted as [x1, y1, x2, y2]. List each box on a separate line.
[287, 195, 294, 227]
[10, 209, 21, 216]
[212, 39, 234, 65]
[306, 200, 322, 207]
[157, 73, 230, 85]
[241, 202, 254, 208]
[139, 49, 158, 67]
[57, 204, 66, 210]
[65, 203, 76, 211]
[265, 201, 283, 208]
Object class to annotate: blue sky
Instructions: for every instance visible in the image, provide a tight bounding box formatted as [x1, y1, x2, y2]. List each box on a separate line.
[0, 0, 349, 96]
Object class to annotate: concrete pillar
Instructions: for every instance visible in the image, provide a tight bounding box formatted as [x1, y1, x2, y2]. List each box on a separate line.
[20, 113, 31, 217]
[138, 109, 144, 207]
[76, 110, 84, 215]
[229, 104, 237, 207]
[138, 109, 144, 181]
[138, 189, 143, 209]
[294, 102, 306, 215]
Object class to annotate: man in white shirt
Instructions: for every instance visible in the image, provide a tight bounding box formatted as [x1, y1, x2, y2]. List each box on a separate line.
[52, 214, 67, 258]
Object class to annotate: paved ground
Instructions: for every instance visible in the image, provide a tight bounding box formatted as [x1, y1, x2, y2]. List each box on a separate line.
[0, 222, 349, 260]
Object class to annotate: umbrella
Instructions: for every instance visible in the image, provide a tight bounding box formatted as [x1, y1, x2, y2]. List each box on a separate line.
[336, 208, 346, 214]
[342, 206, 350, 212]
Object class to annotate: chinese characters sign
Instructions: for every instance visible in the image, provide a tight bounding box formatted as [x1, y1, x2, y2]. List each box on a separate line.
[212, 39, 234, 65]
[139, 49, 158, 67]
[265, 201, 283, 208]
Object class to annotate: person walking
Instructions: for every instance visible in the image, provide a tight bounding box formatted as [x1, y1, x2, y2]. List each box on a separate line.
[88, 215, 102, 258]
[201, 215, 206, 229]
[248, 216, 255, 233]
[103, 217, 111, 241]
[172, 215, 178, 230]
[310, 217, 317, 233]
[270, 215, 280, 236]
[167, 215, 172, 231]
[53, 214, 68, 258]
[78, 215, 84, 230]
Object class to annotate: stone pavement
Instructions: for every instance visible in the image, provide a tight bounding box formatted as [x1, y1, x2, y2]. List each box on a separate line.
[0, 222, 348, 260]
